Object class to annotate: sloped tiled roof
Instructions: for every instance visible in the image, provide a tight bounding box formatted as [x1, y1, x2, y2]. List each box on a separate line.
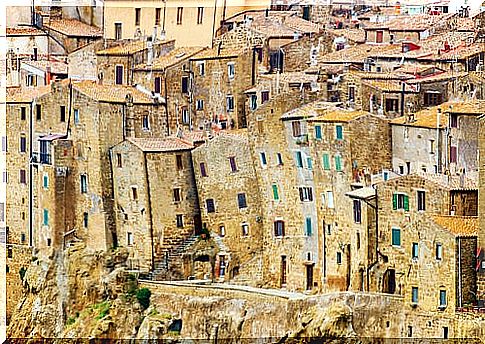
[432, 215, 478, 238]
[415, 172, 477, 191]
[312, 109, 369, 123]
[97, 40, 151, 56]
[44, 18, 102, 37]
[390, 108, 448, 128]
[22, 60, 68, 74]
[328, 28, 366, 43]
[6, 85, 51, 103]
[73, 81, 154, 104]
[281, 101, 341, 120]
[128, 137, 194, 152]
[135, 47, 205, 70]
[7, 26, 46, 36]
[260, 72, 318, 84]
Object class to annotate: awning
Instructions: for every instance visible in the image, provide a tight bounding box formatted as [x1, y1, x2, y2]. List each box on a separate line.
[39, 133, 67, 141]
[345, 186, 376, 200]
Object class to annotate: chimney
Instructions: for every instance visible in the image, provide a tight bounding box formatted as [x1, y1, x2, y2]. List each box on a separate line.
[124, 93, 135, 138]
[147, 38, 154, 66]
[45, 65, 52, 85]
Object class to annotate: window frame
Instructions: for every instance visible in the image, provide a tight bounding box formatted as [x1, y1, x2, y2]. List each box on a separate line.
[391, 227, 401, 247]
[237, 193, 247, 209]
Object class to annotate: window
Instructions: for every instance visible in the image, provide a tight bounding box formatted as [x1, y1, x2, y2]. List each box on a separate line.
[19, 169, 26, 184]
[0, 203, 4, 222]
[241, 223, 249, 236]
[59, 105, 66, 122]
[429, 139, 435, 154]
[154, 77, 161, 94]
[348, 86, 355, 102]
[206, 199, 215, 213]
[292, 121, 301, 137]
[376, 30, 383, 43]
[36, 104, 42, 120]
[295, 151, 303, 167]
[20, 135, 26, 153]
[80, 175, 88, 193]
[200, 162, 207, 177]
[176, 214, 184, 228]
[412, 243, 418, 259]
[392, 227, 401, 246]
[336, 125, 343, 140]
[181, 76, 189, 93]
[353, 200, 361, 223]
[322, 154, 330, 170]
[127, 232, 134, 246]
[417, 191, 425, 211]
[115, 65, 123, 85]
[219, 225, 225, 237]
[83, 212, 88, 228]
[173, 188, 181, 202]
[260, 152, 267, 167]
[197, 62, 205, 76]
[43, 174, 48, 189]
[307, 157, 313, 170]
[227, 63, 235, 79]
[176, 7, 183, 25]
[439, 290, 447, 307]
[155, 8, 161, 25]
[450, 146, 457, 163]
[250, 95, 257, 110]
[142, 114, 150, 130]
[3, 171, 7, 183]
[176, 155, 183, 170]
[276, 153, 283, 165]
[424, 92, 442, 106]
[274, 220, 285, 237]
[1, 137, 7, 152]
[299, 187, 313, 202]
[385, 98, 399, 112]
[237, 193, 247, 209]
[21, 107, 26, 121]
[261, 91, 270, 103]
[327, 191, 334, 208]
[20, 233, 26, 243]
[181, 107, 189, 124]
[305, 217, 312, 236]
[43, 209, 49, 226]
[226, 96, 234, 112]
[197, 7, 204, 24]
[334, 155, 342, 171]
[272, 184, 279, 200]
[131, 187, 138, 200]
[337, 252, 342, 265]
[229, 157, 237, 172]
[436, 243, 443, 260]
[116, 153, 122, 168]
[450, 114, 458, 128]
[412, 287, 418, 303]
[26, 74, 36, 87]
[74, 109, 80, 124]
[392, 193, 409, 211]
[315, 125, 322, 140]
[7, 247, 12, 258]
[115, 23, 122, 40]
[196, 99, 204, 110]
[443, 327, 449, 339]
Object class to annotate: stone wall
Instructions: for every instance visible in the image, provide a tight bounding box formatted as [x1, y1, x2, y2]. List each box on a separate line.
[6, 245, 32, 323]
[455, 236, 477, 307]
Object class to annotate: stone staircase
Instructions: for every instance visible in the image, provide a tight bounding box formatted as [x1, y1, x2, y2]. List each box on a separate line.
[147, 235, 199, 281]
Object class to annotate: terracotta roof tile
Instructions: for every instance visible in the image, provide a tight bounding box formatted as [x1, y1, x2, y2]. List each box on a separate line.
[390, 108, 448, 128]
[73, 81, 154, 104]
[414, 172, 477, 191]
[135, 47, 205, 70]
[432, 215, 478, 238]
[7, 26, 45, 36]
[6, 85, 51, 103]
[97, 40, 163, 56]
[311, 109, 370, 123]
[281, 101, 341, 120]
[328, 28, 366, 43]
[190, 47, 241, 60]
[22, 60, 68, 74]
[44, 18, 102, 37]
[128, 137, 193, 152]
[260, 72, 318, 84]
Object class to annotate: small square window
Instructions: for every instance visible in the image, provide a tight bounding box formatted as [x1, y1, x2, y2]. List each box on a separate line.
[337, 252, 342, 264]
[412, 287, 418, 303]
[229, 157, 237, 172]
[206, 199, 215, 213]
[241, 223, 249, 236]
[237, 193, 247, 209]
[127, 232, 134, 246]
[436, 243, 443, 260]
[176, 214, 184, 228]
[176, 155, 183, 170]
[200, 162, 207, 177]
[173, 188, 181, 202]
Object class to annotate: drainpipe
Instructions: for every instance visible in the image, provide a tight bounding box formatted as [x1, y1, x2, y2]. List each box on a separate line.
[29, 99, 35, 247]
[365, 189, 379, 292]
[437, 108, 442, 172]
[143, 153, 155, 273]
[458, 237, 462, 307]
[400, 82, 405, 118]
[211, 0, 218, 49]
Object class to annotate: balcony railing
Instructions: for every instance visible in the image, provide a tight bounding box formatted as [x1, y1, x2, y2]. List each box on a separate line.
[31, 152, 52, 165]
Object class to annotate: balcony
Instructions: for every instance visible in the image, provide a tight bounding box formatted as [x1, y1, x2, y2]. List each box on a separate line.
[32, 152, 52, 165]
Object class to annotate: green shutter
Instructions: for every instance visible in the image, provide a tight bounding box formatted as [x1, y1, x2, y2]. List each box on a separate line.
[323, 154, 330, 170]
[315, 125, 322, 139]
[43, 209, 49, 226]
[272, 184, 279, 200]
[336, 125, 343, 140]
[404, 195, 409, 211]
[392, 228, 401, 246]
[335, 155, 342, 171]
[392, 194, 397, 210]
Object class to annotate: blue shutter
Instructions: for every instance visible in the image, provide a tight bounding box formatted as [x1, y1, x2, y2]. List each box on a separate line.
[295, 152, 303, 167]
[43, 209, 49, 226]
[392, 228, 401, 246]
[336, 125, 343, 140]
[315, 125, 322, 139]
[305, 217, 312, 236]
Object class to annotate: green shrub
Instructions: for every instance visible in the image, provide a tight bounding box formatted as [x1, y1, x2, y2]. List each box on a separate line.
[136, 288, 151, 310]
[66, 316, 76, 326]
[94, 300, 110, 320]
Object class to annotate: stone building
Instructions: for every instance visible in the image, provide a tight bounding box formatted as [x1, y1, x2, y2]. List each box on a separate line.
[191, 131, 264, 285]
[110, 137, 200, 275]
[20, 60, 68, 87]
[308, 108, 391, 292]
[246, 91, 322, 292]
[372, 174, 478, 313]
[96, 39, 176, 86]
